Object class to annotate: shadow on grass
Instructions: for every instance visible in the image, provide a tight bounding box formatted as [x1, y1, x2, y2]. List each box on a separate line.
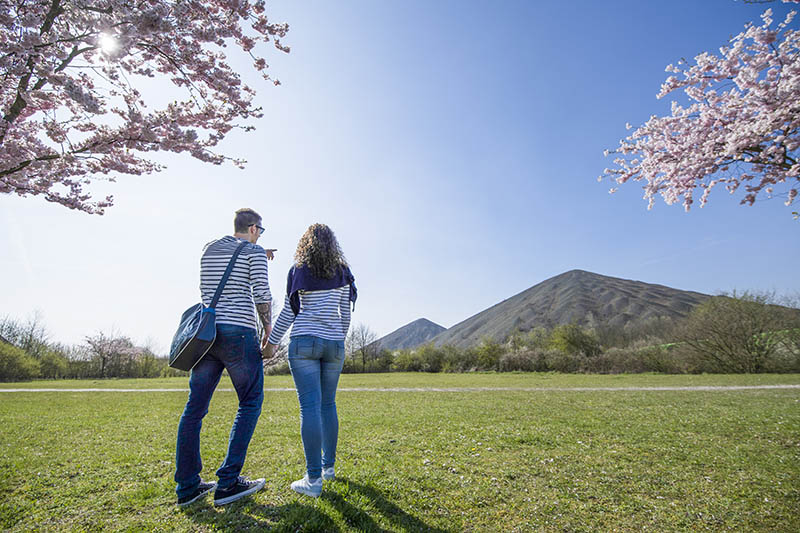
[180, 478, 450, 532]
[182, 498, 340, 532]
[324, 477, 451, 533]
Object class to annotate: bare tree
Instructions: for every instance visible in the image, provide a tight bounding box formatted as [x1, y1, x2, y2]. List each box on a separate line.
[0, 311, 50, 357]
[683, 291, 800, 373]
[346, 323, 379, 373]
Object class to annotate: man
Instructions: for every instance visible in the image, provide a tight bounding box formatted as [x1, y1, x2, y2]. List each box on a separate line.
[175, 208, 275, 507]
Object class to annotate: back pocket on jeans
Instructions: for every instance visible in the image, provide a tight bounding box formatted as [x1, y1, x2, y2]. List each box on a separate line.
[336, 341, 345, 361]
[227, 334, 246, 364]
[290, 337, 315, 359]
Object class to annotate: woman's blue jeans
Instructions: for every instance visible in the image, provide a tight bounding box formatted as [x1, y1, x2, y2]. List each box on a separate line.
[174, 324, 264, 498]
[288, 335, 345, 480]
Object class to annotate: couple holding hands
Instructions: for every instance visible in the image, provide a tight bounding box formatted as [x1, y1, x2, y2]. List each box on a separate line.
[174, 208, 356, 506]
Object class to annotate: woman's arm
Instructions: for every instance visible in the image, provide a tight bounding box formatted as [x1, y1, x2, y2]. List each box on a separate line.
[267, 294, 295, 349]
[340, 285, 352, 336]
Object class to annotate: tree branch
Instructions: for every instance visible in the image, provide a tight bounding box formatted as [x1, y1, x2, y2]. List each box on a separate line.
[1, 0, 65, 144]
[0, 135, 158, 179]
[0, 153, 60, 177]
[78, 4, 113, 15]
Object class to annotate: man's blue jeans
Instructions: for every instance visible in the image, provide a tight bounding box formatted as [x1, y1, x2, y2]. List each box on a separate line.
[288, 335, 345, 480]
[174, 324, 264, 498]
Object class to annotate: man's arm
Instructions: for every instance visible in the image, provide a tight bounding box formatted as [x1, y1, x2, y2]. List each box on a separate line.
[256, 303, 272, 352]
[248, 248, 273, 352]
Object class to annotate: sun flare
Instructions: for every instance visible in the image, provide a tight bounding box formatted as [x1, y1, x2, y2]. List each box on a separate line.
[98, 33, 117, 54]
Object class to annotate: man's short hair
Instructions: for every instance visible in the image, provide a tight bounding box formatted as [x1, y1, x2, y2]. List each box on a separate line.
[234, 208, 262, 233]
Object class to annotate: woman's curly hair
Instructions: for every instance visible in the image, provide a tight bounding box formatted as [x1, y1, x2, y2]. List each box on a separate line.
[294, 223, 348, 279]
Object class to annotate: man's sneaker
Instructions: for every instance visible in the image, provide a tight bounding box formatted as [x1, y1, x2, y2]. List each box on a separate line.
[177, 480, 217, 507]
[213, 476, 265, 506]
[290, 475, 322, 498]
[321, 467, 335, 481]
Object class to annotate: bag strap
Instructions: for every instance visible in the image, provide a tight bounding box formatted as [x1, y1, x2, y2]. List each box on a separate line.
[209, 241, 249, 310]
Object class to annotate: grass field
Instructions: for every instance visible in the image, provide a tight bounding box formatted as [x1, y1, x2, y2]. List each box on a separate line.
[1, 373, 799, 532]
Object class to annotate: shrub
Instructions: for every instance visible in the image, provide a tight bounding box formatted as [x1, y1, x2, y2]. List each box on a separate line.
[548, 324, 601, 357]
[683, 291, 800, 373]
[589, 348, 644, 374]
[391, 349, 424, 372]
[543, 350, 584, 373]
[448, 346, 480, 372]
[0, 342, 41, 381]
[524, 327, 551, 351]
[392, 344, 439, 372]
[588, 339, 688, 374]
[638, 343, 686, 374]
[419, 344, 447, 372]
[363, 351, 393, 373]
[438, 345, 464, 372]
[474, 337, 505, 370]
[595, 317, 681, 350]
[39, 350, 69, 379]
[265, 361, 291, 375]
[499, 349, 547, 372]
[160, 364, 188, 378]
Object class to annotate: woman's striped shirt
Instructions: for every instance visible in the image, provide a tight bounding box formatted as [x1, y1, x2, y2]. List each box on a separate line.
[268, 286, 352, 343]
[200, 236, 272, 331]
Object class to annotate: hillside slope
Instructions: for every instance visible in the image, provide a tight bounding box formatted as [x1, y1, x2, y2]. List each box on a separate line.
[374, 318, 447, 350]
[429, 270, 709, 348]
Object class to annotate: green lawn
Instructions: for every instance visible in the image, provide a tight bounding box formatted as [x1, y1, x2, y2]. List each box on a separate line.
[3, 372, 800, 389]
[1, 373, 798, 531]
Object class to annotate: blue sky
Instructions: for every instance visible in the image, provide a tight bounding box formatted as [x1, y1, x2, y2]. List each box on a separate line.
[1, 0, 798, 350]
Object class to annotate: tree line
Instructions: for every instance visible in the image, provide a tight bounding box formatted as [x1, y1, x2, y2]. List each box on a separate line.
[3, 292, 799, 381]
[0, 314, 183, 381]
[267, 291, 799, 375]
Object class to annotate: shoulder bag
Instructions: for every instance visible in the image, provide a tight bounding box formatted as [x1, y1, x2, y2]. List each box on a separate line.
[168, 241, 248, 371]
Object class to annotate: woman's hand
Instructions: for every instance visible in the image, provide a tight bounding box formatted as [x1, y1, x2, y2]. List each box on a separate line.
[260, 327, 272, 352]
[261, 342, 280, 363]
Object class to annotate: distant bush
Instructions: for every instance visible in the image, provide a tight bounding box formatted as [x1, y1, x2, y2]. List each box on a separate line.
[766, 327, 800, 372]
[591, 347, 643, 374]
[548, 324, 601, 357]
[39, 349, 69, 379]
[543, 350, 584, 373]
[499, 349, 548, 372]
[637, 343, 688, 374]
[393, 341, 512, 373]
[392, 348, 427, 372]
[265, 361, 291, 376]
[160, 364, 188, 378]
[591, 340, 685, 374]
[0, 342, 41, 381]
[446, 345, 479, 372]
[594, 317, 681, 350]
[474, 337, 505, 371]
[682, 292, 800, 373]
[363, 350, 394, 373]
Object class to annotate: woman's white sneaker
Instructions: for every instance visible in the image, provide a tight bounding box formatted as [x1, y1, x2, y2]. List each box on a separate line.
[291, 475, 322, 498]
[321, 467, 335, 481]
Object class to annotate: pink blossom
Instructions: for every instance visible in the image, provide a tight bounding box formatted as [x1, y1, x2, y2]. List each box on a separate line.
[603, 7, 800, 213]
[0, 0, 290, 214]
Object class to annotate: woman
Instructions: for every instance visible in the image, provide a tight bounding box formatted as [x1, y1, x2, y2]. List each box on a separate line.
[266, 223, 356, 498]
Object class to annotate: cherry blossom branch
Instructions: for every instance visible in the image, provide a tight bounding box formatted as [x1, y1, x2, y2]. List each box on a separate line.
[602, 7, 800, 213]
[0, 0, 290, 213]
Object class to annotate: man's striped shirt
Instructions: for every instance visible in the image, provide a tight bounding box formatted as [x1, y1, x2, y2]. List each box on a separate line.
[200, 236, 271, 331]
[268, 286, 352, 344]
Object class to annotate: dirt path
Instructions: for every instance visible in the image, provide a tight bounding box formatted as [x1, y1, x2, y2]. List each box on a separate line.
[1, 385, 798, 393]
